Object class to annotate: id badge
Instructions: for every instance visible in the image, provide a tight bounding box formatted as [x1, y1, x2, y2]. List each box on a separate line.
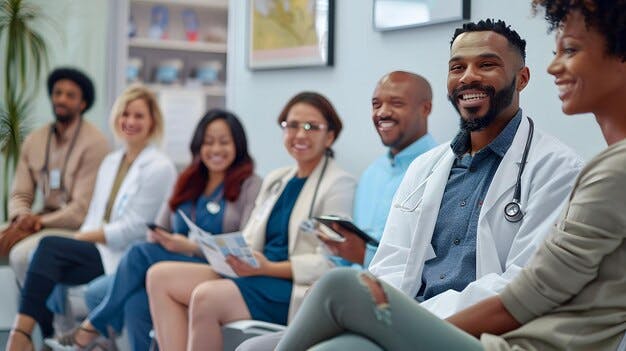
[49, 169, 61, 190]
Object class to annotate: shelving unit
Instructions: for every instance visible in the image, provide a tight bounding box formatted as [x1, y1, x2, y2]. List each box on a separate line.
[126, 0, 228, 91]
[110, 0, 229, 165]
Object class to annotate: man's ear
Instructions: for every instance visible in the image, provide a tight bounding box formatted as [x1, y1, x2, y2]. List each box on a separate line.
[420, 100, 432, 117]
[80, 100, 87, 113]
[516, 66, 530, 91]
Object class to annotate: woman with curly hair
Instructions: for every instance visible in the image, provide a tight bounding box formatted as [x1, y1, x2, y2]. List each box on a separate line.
[272, 1, 626, 350]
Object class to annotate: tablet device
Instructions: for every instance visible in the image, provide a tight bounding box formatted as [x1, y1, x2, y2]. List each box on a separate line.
[146, 222, 170, 233]
[314, 215, 379, 246]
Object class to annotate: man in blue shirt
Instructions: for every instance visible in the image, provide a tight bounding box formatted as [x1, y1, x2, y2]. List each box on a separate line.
[235, 70, 437, 351]
[319, 70, 437, 267]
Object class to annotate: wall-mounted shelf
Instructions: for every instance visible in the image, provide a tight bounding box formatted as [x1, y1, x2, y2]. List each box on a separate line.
[129, 37, 227, 53]
[146, 83, 226, 96]
[131, 0, 228, 10]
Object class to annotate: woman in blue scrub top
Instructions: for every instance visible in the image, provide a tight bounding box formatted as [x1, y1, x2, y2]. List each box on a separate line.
[47, 109, 261, 351]
[147, 92, 356, 351]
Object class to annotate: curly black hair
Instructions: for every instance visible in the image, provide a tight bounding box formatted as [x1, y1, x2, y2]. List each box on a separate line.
[450, 19, 527, 63]
[532, 0, 626, 61]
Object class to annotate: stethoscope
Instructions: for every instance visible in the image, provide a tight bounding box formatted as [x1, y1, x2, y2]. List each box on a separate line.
[395, 117, 534, 223]
[40, 119, 83, 202]
[190, 185, 224, 221]
[504, 117, 534, 223]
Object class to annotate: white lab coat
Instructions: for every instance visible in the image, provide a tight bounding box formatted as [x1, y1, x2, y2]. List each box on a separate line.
[369, 117, 583, 318]
[80, 145, 176, 274]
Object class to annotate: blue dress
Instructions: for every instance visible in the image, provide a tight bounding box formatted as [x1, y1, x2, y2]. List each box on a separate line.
[85, 184, 226, 351]
[172, 183, 226, 235]
[230, 176, 307, 325]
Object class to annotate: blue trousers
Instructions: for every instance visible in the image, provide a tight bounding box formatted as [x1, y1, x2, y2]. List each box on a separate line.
[86, 242, 205, 351]
[19, 236, 104, 338]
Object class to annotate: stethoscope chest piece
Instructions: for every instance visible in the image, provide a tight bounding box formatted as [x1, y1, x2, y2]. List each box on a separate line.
[206, 201, 221, 215]
[503, 116, 535, 224]
[504, 200, 523, 223]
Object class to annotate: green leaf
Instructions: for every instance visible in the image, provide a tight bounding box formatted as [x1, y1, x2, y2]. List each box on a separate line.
[0, 0, 54, 220]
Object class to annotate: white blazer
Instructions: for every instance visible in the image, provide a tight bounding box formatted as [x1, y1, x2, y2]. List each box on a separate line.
[369, 117, 584, 318]
[243, 156, 356, 321]
[80, 145, 176, 274]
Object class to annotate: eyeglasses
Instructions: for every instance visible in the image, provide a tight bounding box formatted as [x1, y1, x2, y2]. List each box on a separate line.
[280, 121, 328, 133]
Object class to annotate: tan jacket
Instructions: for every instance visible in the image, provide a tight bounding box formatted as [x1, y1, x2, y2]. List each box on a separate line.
[243, 156, 356, 322]
[483, 139, 626, 351]
[9, 120, 109, 229]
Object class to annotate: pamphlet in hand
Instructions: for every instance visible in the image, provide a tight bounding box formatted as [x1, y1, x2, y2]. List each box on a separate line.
[177, 210, 258, 277]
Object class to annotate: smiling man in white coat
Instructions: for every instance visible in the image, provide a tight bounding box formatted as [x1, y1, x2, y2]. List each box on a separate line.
[368, 19, 583, 319]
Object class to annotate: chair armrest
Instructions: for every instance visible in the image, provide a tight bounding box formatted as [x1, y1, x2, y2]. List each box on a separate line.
[222, 320, 286, 335]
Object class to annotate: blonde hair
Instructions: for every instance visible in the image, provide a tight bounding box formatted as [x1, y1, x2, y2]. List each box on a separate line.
[109, 84, 164, 144]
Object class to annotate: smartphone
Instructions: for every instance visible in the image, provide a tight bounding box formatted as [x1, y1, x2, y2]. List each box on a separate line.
[146, 222, 170, 233]
[314, 215, 379, 246]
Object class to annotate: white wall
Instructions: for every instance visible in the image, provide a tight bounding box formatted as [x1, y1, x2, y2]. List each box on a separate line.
[0, 0, 109, 220]
[226, 0, 605, 177]
[25, 0, 110, 131]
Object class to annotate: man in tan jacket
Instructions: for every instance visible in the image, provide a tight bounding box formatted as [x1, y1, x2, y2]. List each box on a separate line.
[0, 67, 110, 285]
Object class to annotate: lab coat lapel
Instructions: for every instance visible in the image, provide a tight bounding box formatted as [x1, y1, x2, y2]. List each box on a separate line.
[288, 157, 327, 254]
[476, 117, 530, 276]
[402, 150, 455, 295]
[110, 145, 154, 221]
[247, 168, 294, 251]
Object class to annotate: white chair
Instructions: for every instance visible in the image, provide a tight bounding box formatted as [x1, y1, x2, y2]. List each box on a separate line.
[148, 320, 285, 351]
[0, 258, 18, 334]
[222, 320, 285, 351]
[617, 332, 626, 351]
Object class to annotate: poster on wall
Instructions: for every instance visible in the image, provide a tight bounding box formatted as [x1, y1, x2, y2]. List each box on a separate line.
[247, 0, 334, 70]
[373, 0, 470, 31]
[158, 89, 205, 165]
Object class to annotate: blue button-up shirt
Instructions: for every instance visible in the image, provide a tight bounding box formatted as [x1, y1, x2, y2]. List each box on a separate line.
[354, 133, 438, 267]
[330, 133, 437, 268]
[417, 112, 522, 301]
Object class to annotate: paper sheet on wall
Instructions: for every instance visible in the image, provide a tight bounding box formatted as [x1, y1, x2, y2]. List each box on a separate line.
[177, 210, 258, 277]
[159, 89, 206, 165]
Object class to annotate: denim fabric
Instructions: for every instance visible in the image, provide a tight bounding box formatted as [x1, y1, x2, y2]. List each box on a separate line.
[418, 113, 522, 301]
[87, 243, 205, 350]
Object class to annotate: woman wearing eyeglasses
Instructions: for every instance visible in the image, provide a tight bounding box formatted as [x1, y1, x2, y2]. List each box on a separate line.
[146, 92, 356, 351]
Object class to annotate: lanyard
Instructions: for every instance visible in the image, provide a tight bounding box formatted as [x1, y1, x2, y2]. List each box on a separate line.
[41, 119, 83, 193]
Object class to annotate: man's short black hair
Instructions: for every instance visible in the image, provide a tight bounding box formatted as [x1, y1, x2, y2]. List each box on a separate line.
[47, 67, 95, 113]
[450, 19, 527, 63]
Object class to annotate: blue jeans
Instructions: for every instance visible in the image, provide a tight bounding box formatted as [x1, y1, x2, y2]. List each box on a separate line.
[86, 242, 205, 351]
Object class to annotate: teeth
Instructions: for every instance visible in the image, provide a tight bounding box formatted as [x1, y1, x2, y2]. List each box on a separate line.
[557, 84, 570, 93]
[461, 93, 487, 101]
[293, 144, 308, 150]
[378, 121, 396, 129]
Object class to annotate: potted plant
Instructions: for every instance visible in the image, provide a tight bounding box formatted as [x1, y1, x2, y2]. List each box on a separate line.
[0, 0, 51, 220]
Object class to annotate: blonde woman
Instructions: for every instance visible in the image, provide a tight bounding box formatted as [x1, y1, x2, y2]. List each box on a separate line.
[6, 84, 177, 351]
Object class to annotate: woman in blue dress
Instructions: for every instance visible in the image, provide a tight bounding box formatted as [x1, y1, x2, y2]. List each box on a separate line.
[46, 108, 261, 351]
[147, 92, 357, 351]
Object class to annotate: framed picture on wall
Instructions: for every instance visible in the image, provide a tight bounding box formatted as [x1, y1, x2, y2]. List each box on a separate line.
[373, 0, 470, 31]
[247, 0, 334, 70]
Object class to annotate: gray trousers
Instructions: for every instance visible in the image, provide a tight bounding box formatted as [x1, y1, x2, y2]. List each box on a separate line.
[274, 268, 484, 351]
